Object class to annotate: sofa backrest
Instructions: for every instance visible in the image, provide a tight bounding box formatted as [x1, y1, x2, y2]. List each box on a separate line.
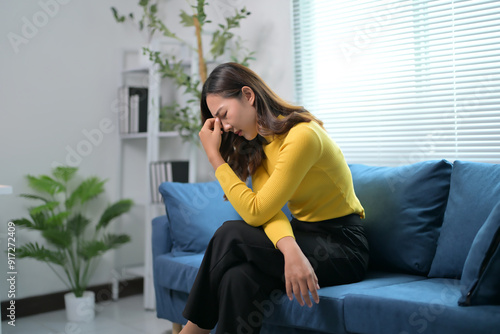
[159, 181, 242, 256]
[428, 161, 500, 279]
[349, 160, 453, 276]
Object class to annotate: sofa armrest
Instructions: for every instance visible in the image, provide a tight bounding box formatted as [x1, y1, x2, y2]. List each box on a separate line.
[152, 215, 172, 259]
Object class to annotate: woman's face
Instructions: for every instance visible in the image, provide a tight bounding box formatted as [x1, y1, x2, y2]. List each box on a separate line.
[206, 87, 259, 140]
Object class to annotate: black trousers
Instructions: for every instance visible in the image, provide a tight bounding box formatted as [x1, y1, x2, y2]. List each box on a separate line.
[183, 215, 369, 334]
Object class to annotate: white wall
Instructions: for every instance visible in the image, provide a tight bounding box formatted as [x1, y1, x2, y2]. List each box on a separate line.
[0, 0, 293, 300]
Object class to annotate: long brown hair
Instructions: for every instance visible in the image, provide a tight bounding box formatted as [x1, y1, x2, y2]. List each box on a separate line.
[201, 62, 323, 182]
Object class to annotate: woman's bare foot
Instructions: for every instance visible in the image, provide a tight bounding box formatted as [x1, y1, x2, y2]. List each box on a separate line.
[179, 321, 211, 334]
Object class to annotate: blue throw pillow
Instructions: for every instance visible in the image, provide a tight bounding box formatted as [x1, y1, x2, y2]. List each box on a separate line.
[349, 160, 452, 275]
[459, 202, 500, 306]
[159, 181, 241, 256]
[429, 161, 500, 278]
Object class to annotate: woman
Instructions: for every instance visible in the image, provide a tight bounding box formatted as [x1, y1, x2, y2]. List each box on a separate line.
[180, 63, 369, 334]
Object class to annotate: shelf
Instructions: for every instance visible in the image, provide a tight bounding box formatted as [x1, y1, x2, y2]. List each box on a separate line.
[120, 132, 148, 139]
[122, 67, 149, 75]
[120, 131, 179, 140]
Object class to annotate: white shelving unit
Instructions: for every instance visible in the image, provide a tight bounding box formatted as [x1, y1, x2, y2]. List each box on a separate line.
[116, 42, 198, 310]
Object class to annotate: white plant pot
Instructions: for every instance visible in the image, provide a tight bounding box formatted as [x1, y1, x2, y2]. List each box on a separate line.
[64, 291, 95, 323]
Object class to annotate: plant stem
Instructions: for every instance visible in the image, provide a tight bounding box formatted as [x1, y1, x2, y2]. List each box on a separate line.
[47, 263, 72, 291]
[193, 16, 207, 83]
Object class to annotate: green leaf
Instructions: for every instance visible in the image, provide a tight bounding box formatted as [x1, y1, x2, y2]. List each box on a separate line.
[17, 243, 65, 266]
[67, 213, 91, 237]
[139, 0, 149, 7]
[26, 175, 65, 195]
[19, 194, 51, 203]
[11, 218, 35, 229]
[79, 233, 130, 261]
[97, 199, 133, 230]
[150, 4, 157, 14]
[196, 0, 207, 25]
[52, 166, 77, 183]
[66, 177, 106, 209]
[180, 10, 194, 27]
[29, 201, 60, 216]
[30, 211, 48, 230]
[46, 211, 70, 227]
[42, 228, 72, 249]
[78, 240, 108, 261]
[111, 7, 126, 23]
[103, 233, 131, 249]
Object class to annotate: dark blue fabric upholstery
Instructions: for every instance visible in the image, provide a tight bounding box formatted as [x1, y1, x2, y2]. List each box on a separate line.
[159, 181, 241, 256]
[344, 278, 500, 334]
[349, 160, 452, 275]
[429, 161, 500, 278]
[459, 202, 500, 306]
[155, 253, 203, 293]
[263, 272, 424, 334]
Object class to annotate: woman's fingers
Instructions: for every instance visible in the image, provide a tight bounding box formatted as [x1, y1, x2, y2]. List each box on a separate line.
[308, 276, 320, 305]
[286, 274, 320, 307]
[200, 118, 216, 132]
[213, 116, 222, 133]
[199, 118, 222, 156]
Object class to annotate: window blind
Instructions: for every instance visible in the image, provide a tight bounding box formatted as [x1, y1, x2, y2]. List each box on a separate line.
[293, 0, 500, 166]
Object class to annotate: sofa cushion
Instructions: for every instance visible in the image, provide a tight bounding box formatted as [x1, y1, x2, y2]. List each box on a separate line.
[429, 161, 500, 278]
[459, 202, 500, 306]
[349, 160, 452, 275]
[343, 278, 500, 334]
[264, 271, 425, 334]
[159, 181, 241, 256]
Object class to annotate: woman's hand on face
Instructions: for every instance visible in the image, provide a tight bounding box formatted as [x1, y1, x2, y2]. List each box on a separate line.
[276, 236, 320, 307]
[199, 117, 225, 170]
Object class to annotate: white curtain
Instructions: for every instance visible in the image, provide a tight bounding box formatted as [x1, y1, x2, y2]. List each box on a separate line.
[293, 0, 500, 166]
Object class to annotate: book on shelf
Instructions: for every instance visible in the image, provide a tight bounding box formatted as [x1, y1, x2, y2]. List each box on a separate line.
[118, 86, 148, 134]
[150, 160, 189, 203]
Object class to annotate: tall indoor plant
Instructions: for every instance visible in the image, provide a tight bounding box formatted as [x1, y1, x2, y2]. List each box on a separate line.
[112, 0, 255, 143]
[13, 166, 133, 322]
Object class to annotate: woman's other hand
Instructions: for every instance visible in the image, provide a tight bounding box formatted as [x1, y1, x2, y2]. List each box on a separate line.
[276, 236, 320, 307]
[199, 117, 225, 170]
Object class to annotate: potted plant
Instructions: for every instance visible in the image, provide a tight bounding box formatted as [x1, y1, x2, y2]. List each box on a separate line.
[12, 166, 133, 322]
[112, 0, 255, 143]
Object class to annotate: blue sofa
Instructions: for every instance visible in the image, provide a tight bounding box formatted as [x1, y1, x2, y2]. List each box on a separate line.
[152, 160, 500, 334]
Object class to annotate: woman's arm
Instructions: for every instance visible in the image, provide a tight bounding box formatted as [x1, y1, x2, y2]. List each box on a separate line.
[277, 236, 320, 307]
[215, 124, 322, 226]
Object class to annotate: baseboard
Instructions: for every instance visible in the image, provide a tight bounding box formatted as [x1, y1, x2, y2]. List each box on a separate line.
[1, 277, 143, 321]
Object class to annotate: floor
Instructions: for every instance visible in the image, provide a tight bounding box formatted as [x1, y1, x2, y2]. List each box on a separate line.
[1, 295, 173, 334]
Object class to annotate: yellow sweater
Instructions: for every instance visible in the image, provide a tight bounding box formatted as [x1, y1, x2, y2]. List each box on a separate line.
[215, 120, 364, 247]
